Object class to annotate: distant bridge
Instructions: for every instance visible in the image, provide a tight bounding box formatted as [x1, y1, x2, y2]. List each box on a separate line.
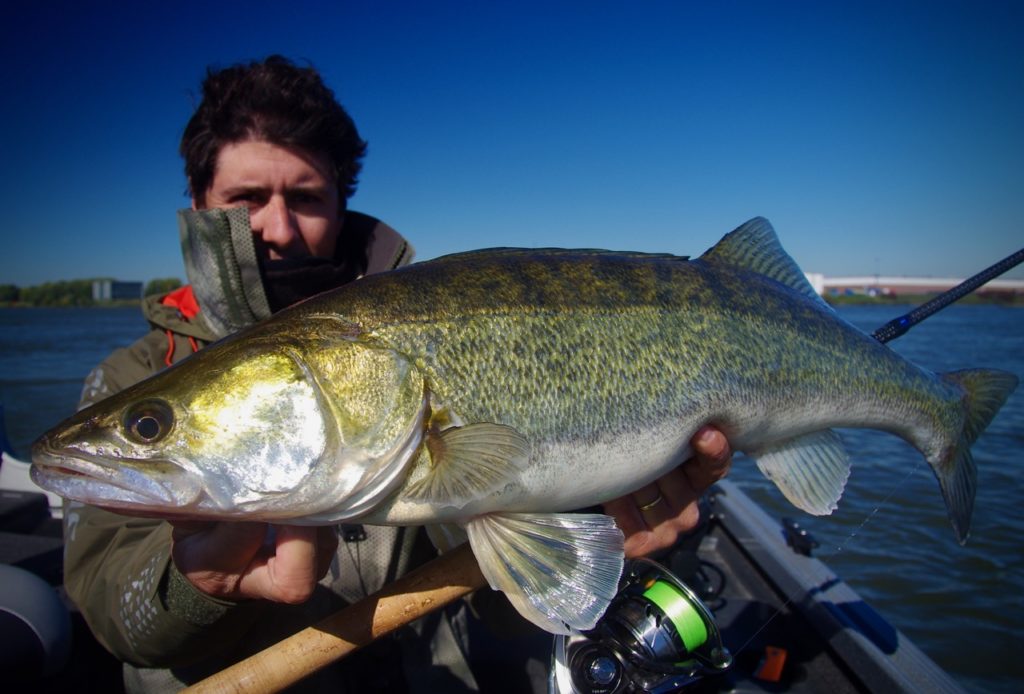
[804, 274, 1024, 297]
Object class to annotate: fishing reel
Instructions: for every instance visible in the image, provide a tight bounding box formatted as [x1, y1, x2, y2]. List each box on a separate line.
[550, 558, 731, 693]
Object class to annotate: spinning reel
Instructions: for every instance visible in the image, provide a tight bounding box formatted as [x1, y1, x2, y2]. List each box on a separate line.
[550, 557, 731, 693]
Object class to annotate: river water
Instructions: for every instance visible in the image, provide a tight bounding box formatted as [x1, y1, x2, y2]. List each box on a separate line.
[1, 303, 1021, 691]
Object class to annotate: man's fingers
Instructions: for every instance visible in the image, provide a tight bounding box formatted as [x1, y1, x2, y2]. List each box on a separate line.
[685, 425, 732, 493]
[604, 426, 734, 559]
[250, 525, 322, 604]
[603, 494, 645, 540]
[632, 483, 669, 523]
[175, 523, 331, 603]
[172, 521, 268, 570]
[246, 525, 336, 604]
[655, 466, 701, 532]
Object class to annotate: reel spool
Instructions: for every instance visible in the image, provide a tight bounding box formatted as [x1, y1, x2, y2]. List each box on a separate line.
[550, 558, 731, 693]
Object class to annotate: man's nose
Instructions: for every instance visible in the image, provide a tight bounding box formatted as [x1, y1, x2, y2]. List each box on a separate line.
[251, 196, 301, 253]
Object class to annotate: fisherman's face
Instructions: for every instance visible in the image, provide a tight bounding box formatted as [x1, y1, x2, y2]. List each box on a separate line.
[198, 140, 342, 260]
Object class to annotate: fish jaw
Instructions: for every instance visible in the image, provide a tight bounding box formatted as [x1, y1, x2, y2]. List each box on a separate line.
[28, 385, 210, 516]
[30, 447, 202, 513]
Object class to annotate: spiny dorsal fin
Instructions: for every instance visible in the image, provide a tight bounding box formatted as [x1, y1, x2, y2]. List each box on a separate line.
[432, 247, 688, 264]
[700, 217, 823, 304]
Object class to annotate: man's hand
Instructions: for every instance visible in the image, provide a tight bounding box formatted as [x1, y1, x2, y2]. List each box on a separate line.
[171, 522, 339, 603]
[603, 425, 732, 558]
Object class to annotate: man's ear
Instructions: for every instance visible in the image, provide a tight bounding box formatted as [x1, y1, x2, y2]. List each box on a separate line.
[190, 181, 203, 210]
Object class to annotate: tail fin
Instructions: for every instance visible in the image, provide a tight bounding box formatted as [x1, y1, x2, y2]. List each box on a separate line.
[937, 369, 1018, 544]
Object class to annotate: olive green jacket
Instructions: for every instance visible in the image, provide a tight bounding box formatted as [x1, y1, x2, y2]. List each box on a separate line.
[62, 213, 484, 692]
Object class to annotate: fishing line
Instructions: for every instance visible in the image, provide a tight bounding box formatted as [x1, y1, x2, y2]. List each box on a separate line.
[732, 455, 927, 657]
[821, 458, 926, 554]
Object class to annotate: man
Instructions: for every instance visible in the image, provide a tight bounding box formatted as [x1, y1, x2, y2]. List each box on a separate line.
[64, 56, 731, 692]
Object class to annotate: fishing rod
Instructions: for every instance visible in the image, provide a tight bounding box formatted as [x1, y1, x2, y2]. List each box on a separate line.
[871, 246, 1024, 343]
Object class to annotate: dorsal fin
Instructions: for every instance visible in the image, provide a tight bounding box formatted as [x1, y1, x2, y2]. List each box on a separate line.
[700, 217, 823, 304]
[431, 247, 688, 264]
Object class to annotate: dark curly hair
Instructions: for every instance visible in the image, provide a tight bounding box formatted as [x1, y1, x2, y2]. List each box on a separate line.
[180, 55, 367, 207]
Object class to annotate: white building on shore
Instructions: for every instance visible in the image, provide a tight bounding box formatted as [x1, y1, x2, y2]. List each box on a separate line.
[805, 273, 1024, 297]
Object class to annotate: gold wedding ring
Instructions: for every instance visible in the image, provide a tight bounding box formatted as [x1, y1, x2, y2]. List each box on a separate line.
[637, 493, 664, 512]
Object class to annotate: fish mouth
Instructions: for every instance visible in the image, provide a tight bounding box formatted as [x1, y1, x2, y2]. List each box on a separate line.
[30, 448, 201, 511]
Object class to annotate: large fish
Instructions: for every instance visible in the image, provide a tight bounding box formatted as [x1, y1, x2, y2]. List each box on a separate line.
[31, 218, 1017, 634]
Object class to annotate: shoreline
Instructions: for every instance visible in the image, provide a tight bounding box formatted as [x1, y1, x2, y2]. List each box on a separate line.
[0, 300, 143, 309]
[5, 296, 1022, 309]
[823, 292, 1023, 307]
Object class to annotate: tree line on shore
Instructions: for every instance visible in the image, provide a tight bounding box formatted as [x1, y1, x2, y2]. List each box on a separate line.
[4, 278, 1017, 308]
[0, 278, 182, 307]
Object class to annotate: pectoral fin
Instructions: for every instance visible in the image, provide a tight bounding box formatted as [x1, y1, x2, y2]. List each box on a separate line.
[466, 512, 624, 634]
[752, 429, 851, 515]
[405, 423, 530, 508]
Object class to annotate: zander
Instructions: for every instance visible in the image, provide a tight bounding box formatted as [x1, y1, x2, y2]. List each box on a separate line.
[31, 218, 1018, 634]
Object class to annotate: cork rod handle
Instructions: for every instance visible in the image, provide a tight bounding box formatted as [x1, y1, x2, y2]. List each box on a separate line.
[182, 543, 486, 694]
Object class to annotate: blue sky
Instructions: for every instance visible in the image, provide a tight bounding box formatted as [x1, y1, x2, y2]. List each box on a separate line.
[2, 1, 1021, 287]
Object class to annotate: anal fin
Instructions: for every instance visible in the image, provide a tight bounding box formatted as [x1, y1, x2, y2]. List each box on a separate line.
[752, 429, 851, 515]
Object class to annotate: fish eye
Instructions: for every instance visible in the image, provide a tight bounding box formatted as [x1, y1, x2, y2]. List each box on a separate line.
[124, 400, 174, 444]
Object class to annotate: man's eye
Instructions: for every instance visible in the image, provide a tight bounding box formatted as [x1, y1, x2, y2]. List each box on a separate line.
[289, 192, 323, 205]
[229, 192, 264, 206]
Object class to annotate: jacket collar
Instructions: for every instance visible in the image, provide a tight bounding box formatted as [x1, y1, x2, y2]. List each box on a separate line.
[176, 208, 414, 339]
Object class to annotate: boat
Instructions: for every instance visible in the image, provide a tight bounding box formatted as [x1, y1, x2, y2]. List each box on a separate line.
[0, 406, 123, 689]
[0, 405, 965, 692]
[664, 480, 964, 693]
